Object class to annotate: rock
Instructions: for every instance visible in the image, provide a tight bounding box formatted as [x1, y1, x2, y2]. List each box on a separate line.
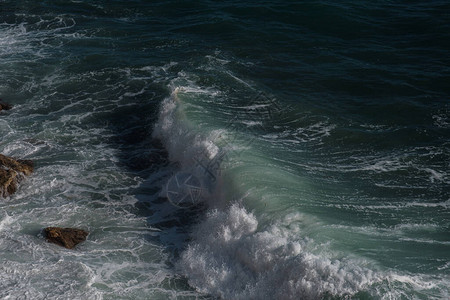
[0, 154, 33, 175]
[0, 100, 13, 111]
[0, 154, 34, 197]
[44, 227, 89, 249]
[15, 159, 34, 175]
[0, 169, 18, 196]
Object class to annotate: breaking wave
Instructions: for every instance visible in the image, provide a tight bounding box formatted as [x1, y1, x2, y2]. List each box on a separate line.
[152, 88, 384, 299]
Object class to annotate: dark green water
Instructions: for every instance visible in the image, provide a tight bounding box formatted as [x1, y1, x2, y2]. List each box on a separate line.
[1, 1, 449, 299]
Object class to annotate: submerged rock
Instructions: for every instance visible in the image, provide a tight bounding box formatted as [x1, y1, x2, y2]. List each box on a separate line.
[44, 227, 89, 249]
[0, 100, 12, 111]
[0, 154, 34, 197]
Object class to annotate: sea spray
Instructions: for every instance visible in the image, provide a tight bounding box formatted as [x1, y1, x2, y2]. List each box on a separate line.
[1, 1, 448, 298]
[152, 88, 222, 208]
[152, 87, 381, 299]
[179, 204, 381, 299]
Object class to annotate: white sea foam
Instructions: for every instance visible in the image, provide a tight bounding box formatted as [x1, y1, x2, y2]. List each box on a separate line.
[152, 79, 450, 298]
[0, 212, 14, 232]
[152, 87, 385, 299]
[0, 260, 101, 300]
[152, 88, 218, 169]
[0, 16, 76, 59]
[376, 273, 450, 300]
[0, 23, 197, 296]
[179, 204, 379, 299]
[432, 111, 450, 128]
[423, 168, 447, 183]
[327, 222, 441, 238]
[331, 199, 450, 211]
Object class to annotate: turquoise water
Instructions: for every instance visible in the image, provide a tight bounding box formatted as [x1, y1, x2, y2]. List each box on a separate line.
[1, 1, 449, 299]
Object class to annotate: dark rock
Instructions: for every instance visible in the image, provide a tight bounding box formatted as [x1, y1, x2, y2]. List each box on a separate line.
[0, 100, 12, 111]
[0, 169, 18, 196]
[0, 154, 34, 197]
[16, 159, 34, 175]
[0, 154, 33, 175]
[44, 227, 89, 249]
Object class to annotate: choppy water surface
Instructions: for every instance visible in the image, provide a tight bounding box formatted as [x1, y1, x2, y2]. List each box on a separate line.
[0, 1, 449, 299]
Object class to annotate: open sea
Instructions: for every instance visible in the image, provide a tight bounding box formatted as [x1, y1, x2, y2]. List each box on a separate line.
[1, 1, 449, 299]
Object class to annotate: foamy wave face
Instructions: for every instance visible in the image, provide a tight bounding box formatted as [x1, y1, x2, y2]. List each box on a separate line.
[151, 79, 450, 299]
[179, 203, 378, 299]
[154, 89, 215, 164]
[152, 87, 381, 299]
[152, 89, 222, 207]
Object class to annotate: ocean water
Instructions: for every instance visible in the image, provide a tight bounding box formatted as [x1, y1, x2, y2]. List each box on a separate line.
[0, 1, 449, 299]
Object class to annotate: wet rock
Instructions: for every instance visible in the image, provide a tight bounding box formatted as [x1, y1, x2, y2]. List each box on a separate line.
[44, 227, 89, 249]
[0, 100, 12, 111]
[0, 154, 33, 175]
[0, 169, 18, 196]
[0, 154, 34, 197]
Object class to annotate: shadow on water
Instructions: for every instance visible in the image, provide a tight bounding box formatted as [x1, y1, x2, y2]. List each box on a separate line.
[104, 86, 209, 295]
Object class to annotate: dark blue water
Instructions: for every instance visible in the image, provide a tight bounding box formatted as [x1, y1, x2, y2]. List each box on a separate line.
[1, 1, 449, 299]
